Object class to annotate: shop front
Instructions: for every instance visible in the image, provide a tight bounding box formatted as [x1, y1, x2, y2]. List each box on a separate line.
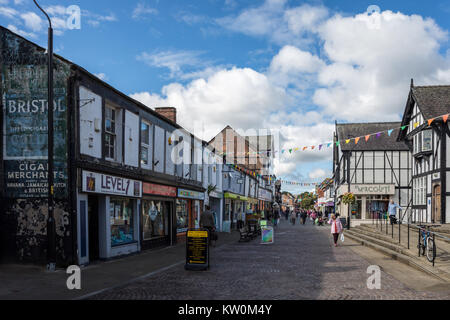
[258, 188, 273, 218]
[223, 192, 248, 230]
[176, 188, 205, 239]
[77, 170, 142, 265]
[246, 198, 259, 221]
[208, 191, 223, 231]
[336, 184, 396, 226]
[141, 182, 177, 250]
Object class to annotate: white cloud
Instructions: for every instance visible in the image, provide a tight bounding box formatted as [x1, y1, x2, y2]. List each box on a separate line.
[6, 24, 36, 38]
[20, 12, 43, 32]
[133, 5, 450, 184]
[308, 168, 328, 180]
[217, 0, 328, 46]
[131, 67, 286, 140]
[137, 50, 209, 78]
[132, 2, 158, 20]
[0, 6, 18, 19]
[94, 73, 108, 81]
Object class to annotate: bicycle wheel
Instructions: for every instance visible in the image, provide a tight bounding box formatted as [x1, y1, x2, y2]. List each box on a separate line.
[426, 237, 435, 262]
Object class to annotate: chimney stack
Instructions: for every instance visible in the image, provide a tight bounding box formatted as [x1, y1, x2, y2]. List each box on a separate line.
[155, 107, 177, 123]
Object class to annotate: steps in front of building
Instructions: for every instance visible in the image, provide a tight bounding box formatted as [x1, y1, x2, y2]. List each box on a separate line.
[346, 225, 450, 283]
[359, 223, 450, 246]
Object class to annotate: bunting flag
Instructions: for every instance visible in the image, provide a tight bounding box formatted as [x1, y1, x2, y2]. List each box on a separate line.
[221, 112, 450, 157]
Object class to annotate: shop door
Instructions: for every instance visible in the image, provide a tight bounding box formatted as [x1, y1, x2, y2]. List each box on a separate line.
[433, 185, 441, 223]
[88, 196, 99, 261]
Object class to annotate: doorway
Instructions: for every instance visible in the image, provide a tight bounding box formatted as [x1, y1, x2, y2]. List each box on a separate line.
[432, 185, 441, 223]
[88, 195, 99, 261]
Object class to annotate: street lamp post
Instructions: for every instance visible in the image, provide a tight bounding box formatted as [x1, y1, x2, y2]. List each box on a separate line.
[33, 0, 56, 271]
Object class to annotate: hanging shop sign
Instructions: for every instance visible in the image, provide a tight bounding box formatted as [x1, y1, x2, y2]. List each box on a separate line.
[224, 192, 248, 201]
[185, 229, 209, 271]
[82, 170, 142, 198]
[208, 191, 223, 199]
[143, 182, 177, 197]
[178, 188, 205, 200]
[258, 188, 272, 201]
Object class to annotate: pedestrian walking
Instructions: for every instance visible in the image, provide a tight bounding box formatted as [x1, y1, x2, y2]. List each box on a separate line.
[200, 205, 216, 246]
[301, 210, 307, 225]
[388, 199, 403, 225]
[328, 214, 343, 247]
[290, 210, 296, 225]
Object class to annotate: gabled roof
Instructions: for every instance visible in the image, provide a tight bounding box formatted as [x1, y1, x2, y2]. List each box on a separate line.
[411, 85, 450, 119]
[398, 82, 450, 141]
[336, 122, 409, 151]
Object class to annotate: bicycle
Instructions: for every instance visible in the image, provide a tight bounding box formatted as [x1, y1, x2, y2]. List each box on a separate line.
[417, 225, 440, 262]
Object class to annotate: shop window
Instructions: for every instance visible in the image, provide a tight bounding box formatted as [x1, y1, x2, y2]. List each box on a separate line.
[105, 106, 117, 160]
[142, 200, 167, 240]
[110, 198, 134, 246]
[176, 199, 189, 233]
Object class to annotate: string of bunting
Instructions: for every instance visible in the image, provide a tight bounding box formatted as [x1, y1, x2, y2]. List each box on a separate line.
[281, 112, 450, 155]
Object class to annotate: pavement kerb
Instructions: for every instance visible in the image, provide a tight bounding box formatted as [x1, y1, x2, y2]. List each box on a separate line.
[345, 231, 450, 283]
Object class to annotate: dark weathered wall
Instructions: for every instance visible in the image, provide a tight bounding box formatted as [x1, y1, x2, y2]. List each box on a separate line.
[0, 27, 73, 265]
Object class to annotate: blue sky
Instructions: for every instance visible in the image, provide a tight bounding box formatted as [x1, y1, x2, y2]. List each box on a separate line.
[2, 0, 450, 194]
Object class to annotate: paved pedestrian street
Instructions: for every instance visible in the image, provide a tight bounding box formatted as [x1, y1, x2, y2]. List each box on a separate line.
[89, 220, 450, 300]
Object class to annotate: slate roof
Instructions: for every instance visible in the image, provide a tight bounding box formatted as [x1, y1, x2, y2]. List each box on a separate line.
[411, 85, 450, 119]
[336, 122, 409, 151]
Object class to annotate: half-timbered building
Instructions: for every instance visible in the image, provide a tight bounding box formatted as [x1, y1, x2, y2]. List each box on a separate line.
[397, 81, 450, 224]
[333, 122, 412, 226]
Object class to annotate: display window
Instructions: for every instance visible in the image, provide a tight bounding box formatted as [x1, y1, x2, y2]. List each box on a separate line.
[110, 198, 134, 246]
[142, 200, 168, 240]
[176, 199, 189, 233]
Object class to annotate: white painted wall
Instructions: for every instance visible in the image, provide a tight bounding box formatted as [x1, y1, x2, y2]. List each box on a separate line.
[79, 86, 102, 158]
[154, 125, 165, 173]
[124, 110, 139, 167]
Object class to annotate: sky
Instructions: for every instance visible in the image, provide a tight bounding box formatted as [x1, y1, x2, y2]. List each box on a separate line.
[1, 0, 450, 194]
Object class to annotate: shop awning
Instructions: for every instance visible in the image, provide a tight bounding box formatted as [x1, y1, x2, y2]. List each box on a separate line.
[224, 192, 248, 201]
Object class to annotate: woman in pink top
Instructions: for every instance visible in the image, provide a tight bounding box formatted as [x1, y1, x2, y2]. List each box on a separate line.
[328, 214, 343, 247]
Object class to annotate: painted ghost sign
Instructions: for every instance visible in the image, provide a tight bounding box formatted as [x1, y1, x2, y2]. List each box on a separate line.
[2, 45, 70, 198]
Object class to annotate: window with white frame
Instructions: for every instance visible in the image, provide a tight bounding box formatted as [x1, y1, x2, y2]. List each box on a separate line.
[413, 176, 426, 205]
[105, 105, 117, 160]
[413, 130, 432, 154]
[140, 121, 151, 167]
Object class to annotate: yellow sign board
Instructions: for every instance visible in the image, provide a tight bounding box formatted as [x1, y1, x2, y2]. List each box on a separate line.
[187, 230, 208, 238]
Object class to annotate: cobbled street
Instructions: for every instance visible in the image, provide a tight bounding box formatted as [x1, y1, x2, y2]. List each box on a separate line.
[89, 220, 450, 300]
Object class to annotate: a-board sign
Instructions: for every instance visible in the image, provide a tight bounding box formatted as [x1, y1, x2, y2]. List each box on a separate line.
[185, 229, 209, 270]
[261, 226, 274, 244]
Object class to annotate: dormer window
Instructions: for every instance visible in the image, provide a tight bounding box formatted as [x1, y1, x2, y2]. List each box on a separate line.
[413, 129, 432, 155]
